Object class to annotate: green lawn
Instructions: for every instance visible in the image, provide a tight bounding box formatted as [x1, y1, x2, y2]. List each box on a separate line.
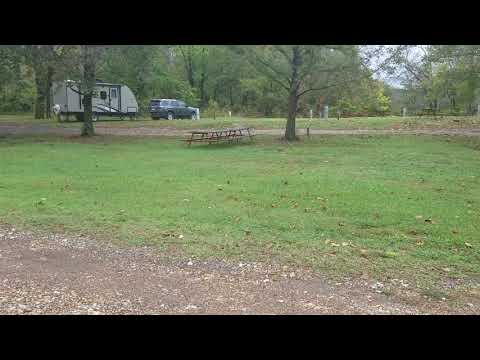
[1, 135, 480, 290]
[2, 113, 480, 130]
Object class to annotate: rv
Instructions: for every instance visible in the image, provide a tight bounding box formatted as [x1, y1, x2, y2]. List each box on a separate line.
[51, 80, 139, 122]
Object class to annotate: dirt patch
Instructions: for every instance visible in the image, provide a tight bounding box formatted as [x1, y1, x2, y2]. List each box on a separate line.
[0, 224, 477, 314]
[2, 124, 480, 138]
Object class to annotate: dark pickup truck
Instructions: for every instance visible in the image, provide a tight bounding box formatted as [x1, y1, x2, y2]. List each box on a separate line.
[149, 99, 199, 120]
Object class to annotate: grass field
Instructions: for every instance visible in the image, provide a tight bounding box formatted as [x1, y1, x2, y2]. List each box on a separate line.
[2, 113, 480, 130]
[1, 134, 479, 290]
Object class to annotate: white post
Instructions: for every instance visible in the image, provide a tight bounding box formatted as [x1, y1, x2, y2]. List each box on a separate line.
[228, 111, 232, 117]
[309, 109, 313, 119]
[324, 106, 329, 119]
[196, 108, 200, 120]
[402, 107, 407, 117]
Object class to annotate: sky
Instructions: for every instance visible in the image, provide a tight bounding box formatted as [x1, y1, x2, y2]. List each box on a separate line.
[367, 45, 425, 89]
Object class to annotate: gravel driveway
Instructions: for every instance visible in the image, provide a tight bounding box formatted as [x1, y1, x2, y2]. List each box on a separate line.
[1, 225, 477, 315]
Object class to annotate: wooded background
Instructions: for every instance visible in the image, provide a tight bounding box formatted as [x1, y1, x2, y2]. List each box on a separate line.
[1, 45, 479, 118]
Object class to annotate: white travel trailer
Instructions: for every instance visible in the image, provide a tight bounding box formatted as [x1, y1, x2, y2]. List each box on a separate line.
[51, 80, 139, 122]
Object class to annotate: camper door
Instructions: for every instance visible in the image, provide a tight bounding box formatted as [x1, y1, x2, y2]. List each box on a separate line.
[109, 86, 120, 112]
[96, 85, 120, 113]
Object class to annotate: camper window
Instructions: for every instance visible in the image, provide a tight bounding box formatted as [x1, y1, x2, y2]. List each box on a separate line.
[100, 91, 107, 100]
[111, 89, 117, 98]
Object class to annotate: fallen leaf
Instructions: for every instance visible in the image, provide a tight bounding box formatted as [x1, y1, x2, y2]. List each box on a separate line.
[384, 251, 397, 258]
[341, 242, 349, 246]
[465, 242, 473, 248]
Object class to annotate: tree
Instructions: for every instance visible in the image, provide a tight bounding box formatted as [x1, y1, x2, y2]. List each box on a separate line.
[237, 45, 399, 140]
[80, 45, 98, 136]
[0, 46, 35, 113]
[176, 46, 211, 106]
[14, 45, 79, 119]
[429, 45, 480, 114]
[21, 45, 51, 119]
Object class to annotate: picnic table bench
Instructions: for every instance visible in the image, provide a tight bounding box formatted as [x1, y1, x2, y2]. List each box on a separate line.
[184, 127, 255, 146]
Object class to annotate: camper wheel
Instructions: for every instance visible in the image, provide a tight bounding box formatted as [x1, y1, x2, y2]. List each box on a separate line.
[167, 111, 174, 120]
[191, 112, 197, 120]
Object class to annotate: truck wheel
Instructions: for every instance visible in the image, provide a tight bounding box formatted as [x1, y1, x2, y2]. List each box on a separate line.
[191, 112, 197, 120]
[167, 112, 174, 120]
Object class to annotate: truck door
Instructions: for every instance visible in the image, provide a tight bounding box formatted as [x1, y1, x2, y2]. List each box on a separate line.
[177, 101, 187, 117]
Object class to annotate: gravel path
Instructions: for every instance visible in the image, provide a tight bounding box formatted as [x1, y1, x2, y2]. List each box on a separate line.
[1, 225, 477, 315]
[2, 124, 480, 137]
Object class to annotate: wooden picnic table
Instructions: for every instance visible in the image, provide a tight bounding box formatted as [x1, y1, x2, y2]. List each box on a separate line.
[184, 127, 255, 146]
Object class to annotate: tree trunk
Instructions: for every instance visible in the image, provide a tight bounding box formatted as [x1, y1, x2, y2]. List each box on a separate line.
[34, 92, 45, 119]
[34, 76, 45, 119]
[200, 72, 207, 107]
[285, 91, 298, 141]
[81, 46, 96, 137]
[183, 47, 195, 88]
[45, 65, 53, 119]
[284, 46, 301, 141]
[186, 61, 194, 88]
